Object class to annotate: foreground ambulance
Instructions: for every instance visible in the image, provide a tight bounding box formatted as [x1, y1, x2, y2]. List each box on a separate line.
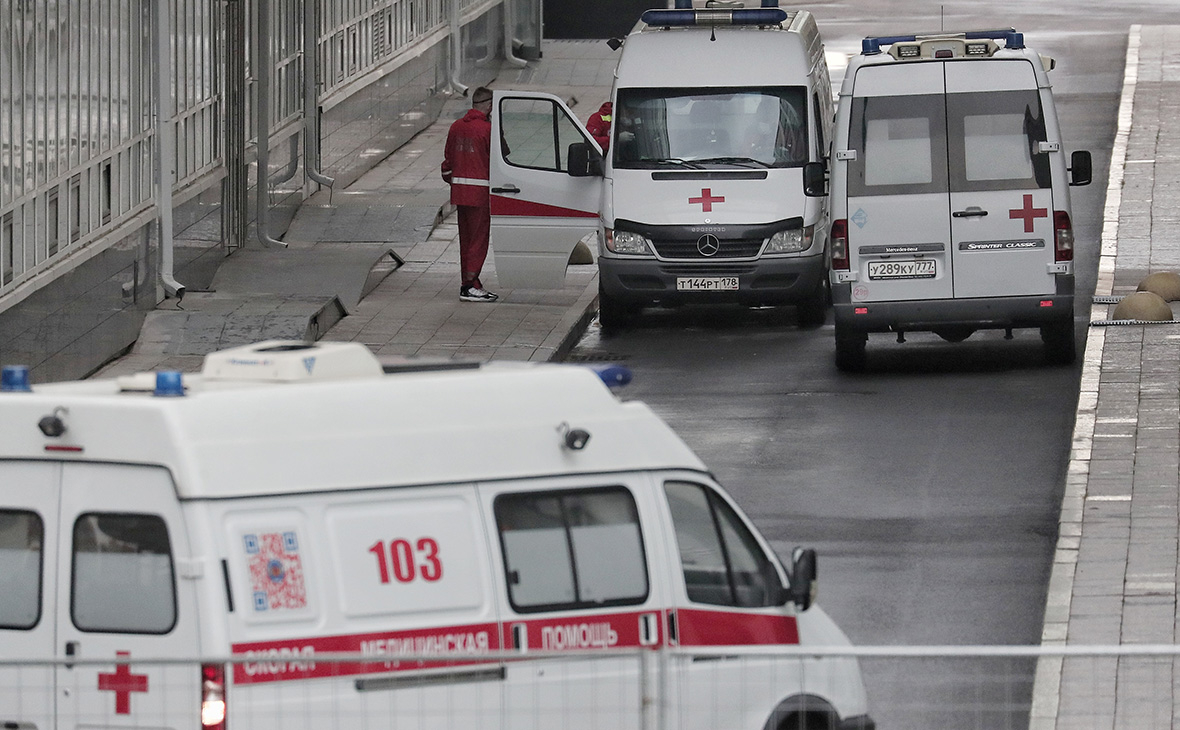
[488, 1, 834, 329]
[0, 340, 874, 730]
[824, 29, 1092, 370]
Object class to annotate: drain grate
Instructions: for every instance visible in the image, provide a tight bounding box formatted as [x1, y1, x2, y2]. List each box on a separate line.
[1090, 319, 1179, 326]
[566, 352, 630, 363]
[1092, 295, 1124, 304]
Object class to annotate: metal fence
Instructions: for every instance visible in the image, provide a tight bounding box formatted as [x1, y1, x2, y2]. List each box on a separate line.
[3, 646, 1179, 730]
[0, 0, 502, 297]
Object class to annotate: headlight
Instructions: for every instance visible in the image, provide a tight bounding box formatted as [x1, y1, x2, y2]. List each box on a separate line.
[605, 229, 653, 255]
[765, 225, 814, 254]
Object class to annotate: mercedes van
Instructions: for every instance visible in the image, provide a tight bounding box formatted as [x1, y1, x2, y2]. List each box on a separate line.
[487, 1, 834, 330]
[820, 29, 1092, 370]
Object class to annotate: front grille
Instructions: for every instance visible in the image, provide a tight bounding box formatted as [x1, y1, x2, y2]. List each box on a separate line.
[660, 263, 758, 276]
[651, 238, 763, 259]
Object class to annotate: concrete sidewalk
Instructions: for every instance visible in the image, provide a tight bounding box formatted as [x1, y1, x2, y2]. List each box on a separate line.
[1032, 24, 1180, 730]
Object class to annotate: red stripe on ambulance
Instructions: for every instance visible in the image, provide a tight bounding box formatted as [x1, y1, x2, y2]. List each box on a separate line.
[674, 608, 799, 646]
[230, 622, 500, 684]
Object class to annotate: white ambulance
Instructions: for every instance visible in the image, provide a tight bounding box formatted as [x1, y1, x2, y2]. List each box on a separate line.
[821, 29, 1092, 371]
[0, 340, 875, 730]
[487, 1, 834, 330]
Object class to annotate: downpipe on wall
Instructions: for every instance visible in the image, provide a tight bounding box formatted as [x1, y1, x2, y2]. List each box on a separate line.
[152, 0, 185, 300]
[303, 0, 335, 192]
[256, 0, 288, 247]
[449, 0, 469, 95]
[503, 0, 528, 68]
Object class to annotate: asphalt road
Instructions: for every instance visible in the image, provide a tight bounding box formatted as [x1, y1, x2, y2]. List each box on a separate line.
[564, 4, 1177, 727]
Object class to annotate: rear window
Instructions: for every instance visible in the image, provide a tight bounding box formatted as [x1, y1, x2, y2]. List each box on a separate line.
[848, 94, 948, 197]
[947, 89, 1051, 191]
[0, 510, 43, 630]
[72, 513, 177, 634]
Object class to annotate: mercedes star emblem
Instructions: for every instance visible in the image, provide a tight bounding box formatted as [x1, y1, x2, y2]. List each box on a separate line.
[697, 234, 720, 257]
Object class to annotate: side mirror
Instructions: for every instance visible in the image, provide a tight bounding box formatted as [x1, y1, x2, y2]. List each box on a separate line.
[803, 161, 827, 197]
[568, 142, 603, 178]
[1069, 150, 1092, 187]
[789, 547, 817, 611]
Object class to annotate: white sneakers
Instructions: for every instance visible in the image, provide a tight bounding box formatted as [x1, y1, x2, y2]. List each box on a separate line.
[460, 286, 499, 302]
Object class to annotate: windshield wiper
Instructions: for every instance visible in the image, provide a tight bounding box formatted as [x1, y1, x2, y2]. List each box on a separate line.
[645, 158, 704, 169]
[691, 156, 772, 168]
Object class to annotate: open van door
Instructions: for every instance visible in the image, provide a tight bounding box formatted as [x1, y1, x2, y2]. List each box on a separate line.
[490, 90, 602, 289]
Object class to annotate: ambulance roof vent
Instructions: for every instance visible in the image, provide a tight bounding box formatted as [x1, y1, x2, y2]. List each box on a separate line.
[201, 340, 385, 383]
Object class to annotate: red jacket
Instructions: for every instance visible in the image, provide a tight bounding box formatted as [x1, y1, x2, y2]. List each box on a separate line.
[586, 102, 612, 153]
[441, 108, 492, 208]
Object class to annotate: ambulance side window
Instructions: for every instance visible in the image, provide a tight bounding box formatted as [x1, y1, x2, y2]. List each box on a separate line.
[664, 482, 782, 608]
[71, 513, 176, 634]
[0, 510, 43, 630]
[848, 94, 948, 197]
[500, 97, 587, 173]
[947, 90, 1051, 191]
[495, 487, 649, 613]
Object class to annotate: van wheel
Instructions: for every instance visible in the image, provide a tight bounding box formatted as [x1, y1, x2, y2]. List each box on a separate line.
[597, 285, 635, 333]
[834, 329, 867, 372]
[796, 281, 830, 329]
[1041, 321, 1076, 365]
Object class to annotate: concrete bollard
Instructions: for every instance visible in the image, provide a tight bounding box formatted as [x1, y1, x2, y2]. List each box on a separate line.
[1136, 271, 1180, 301]
[1113, 290, 1174, 321]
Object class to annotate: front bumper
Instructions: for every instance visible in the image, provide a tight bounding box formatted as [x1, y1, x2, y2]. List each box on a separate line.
[599, 254, 826, 307]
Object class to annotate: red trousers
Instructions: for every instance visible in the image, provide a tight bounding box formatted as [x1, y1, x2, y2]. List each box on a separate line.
[458, 205, 491, 289]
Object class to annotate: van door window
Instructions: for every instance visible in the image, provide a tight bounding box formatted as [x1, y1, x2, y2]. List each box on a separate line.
[0, 510, 43, 630]
[500, 97, 587, 173]
[848, 94, 948, 197]
[947, 90, 1051, 191]
[664, 482, 782, 607]
[495, 487, 648, 613]
[71, 513, 176, 633]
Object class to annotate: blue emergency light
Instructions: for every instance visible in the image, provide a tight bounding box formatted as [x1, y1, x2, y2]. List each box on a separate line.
[1, 365, 32, 392]
[861, 28, 1021, 55]
[641, 7, 788, 27]
[588, 364, 633, 390]
[154, 371, 186, 397]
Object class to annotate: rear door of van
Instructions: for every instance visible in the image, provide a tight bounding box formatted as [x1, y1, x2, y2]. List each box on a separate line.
[945, 60, 1057, 298]
[0, 461, 202, 730]
[845, 63, 953, 303]
[482, 475, 667, 729]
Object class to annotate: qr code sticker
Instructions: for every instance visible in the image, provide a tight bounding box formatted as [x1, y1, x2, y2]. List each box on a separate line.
[246, 531, 308, 611]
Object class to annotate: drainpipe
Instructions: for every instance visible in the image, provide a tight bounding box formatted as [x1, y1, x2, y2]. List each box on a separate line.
[303, 0, 335, 189]
[449, 0, 468, 95]
[503, 0, 527, 68]
[152, 0, 184, 299]
[256, 0, 287, 247]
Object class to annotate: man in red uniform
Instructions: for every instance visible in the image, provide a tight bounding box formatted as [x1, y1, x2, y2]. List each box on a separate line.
[441, 87, 499, 302]
[586, 101, 612, 154]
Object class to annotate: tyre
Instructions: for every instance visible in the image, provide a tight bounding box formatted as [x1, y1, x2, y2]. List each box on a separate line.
[1041, 321, 1076, 365]
[597, 285, 635, 333]
[834, 327, 867, 372]
[796, 280, 830, 329]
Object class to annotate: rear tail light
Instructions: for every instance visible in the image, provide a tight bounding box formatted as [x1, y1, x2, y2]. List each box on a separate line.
[1053, 210, 1074, 262]
[831, 219, 849, 270]
[201, 663, 226, 730]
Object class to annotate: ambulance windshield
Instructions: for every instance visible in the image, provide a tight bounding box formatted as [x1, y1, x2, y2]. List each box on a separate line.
[613, 86, 808, 169]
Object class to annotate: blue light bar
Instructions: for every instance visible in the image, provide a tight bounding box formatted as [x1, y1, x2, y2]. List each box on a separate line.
[641, 8, 787, 27]
[862, 28, 1020, 55]
[154, 371, 186, 397]
[589, 364, 633, 390]
[1, 365, 32, 392]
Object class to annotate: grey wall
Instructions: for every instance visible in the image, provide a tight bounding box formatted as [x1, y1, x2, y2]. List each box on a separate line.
[0, 10, 505, 382]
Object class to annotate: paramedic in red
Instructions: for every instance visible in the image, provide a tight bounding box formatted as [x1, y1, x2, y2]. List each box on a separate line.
[441, 87, 499, 302]
[586, 101, 612, 154]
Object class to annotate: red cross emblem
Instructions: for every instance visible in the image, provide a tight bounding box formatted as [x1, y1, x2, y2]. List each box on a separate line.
[97, 652, 149, 715]
[689, 188, 725, 212]
[1008, 194, 1048, 233]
